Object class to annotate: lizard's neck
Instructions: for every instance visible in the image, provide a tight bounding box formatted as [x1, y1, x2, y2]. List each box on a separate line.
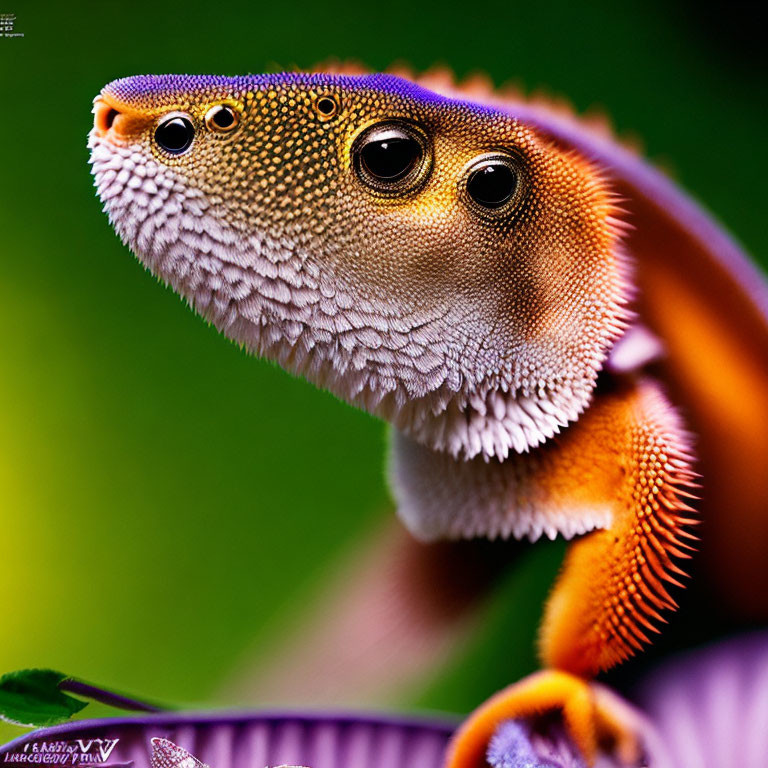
[389, 325, 664, 540]
[389, 428, 612, 542]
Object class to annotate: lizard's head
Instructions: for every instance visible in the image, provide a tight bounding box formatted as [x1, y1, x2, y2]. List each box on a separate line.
[90, 73, 629, 460]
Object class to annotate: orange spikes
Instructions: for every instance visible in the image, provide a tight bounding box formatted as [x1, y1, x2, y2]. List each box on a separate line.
[536, 378, 697, 678]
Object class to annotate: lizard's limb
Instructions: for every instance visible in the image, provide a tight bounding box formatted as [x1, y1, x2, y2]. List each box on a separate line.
[538, 381, 697, 677]
[437, 378, 697, 767]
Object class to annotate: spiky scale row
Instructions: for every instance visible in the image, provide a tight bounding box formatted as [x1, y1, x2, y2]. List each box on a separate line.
[539, 379, 698, 677]
[441, 386, 696, 762]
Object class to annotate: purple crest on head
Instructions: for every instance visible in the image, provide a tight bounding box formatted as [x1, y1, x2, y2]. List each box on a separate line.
[100, 71, 472, 115]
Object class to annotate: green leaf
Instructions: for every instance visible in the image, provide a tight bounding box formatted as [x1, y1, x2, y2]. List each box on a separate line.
[0, 669, 88, 727]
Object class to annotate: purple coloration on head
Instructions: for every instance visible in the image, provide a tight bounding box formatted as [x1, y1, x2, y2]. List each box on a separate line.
[103, 72, 452, 106]
[104, 74, 242, 101]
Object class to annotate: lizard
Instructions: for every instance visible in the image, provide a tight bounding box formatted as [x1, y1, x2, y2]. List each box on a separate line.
[88, 66, 768, 766]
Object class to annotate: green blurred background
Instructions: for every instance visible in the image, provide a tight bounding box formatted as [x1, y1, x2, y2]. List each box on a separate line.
[0, 0, 765, 743]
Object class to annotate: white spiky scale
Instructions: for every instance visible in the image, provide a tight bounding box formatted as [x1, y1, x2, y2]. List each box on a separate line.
[390, 430, 613, 542]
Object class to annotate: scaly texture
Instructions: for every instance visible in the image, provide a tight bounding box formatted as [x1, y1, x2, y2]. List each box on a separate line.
[536, 379, 697, 676]
[89, 73, 630, 462]
[391, 377, 697, 672]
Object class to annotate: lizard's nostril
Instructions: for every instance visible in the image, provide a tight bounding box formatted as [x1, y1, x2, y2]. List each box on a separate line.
[93, 99, 121, 136]
[93, 97, 154, 140]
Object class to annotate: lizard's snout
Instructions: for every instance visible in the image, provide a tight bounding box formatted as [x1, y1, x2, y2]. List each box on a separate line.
[93, 98, 120, 136]
[92, 96, 152, 141]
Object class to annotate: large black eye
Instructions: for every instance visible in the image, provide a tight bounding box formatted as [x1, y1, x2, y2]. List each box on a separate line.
[361, 129, 420, 180]
[466, 158, 519, 209]
[154, 116, 195, 154]
[354, 123, 429, 192]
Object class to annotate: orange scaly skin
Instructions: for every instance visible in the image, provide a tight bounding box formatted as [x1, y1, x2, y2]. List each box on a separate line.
[444, 379, 696, 767]
[88, 67, 719, 766]
[537, 381, 696, 677]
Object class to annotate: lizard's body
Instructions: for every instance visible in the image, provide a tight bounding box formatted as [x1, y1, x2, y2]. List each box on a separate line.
[89, 68, 768, 766]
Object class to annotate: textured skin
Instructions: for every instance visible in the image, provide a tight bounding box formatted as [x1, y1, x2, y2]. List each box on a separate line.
[373, 64, 768, 620]
[391, 377, 697, 673]
[89, 71, 698, 765]
[90, 74, 629, 462]
[392, 378, 696, 642]
[534, 380, 696, 676]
